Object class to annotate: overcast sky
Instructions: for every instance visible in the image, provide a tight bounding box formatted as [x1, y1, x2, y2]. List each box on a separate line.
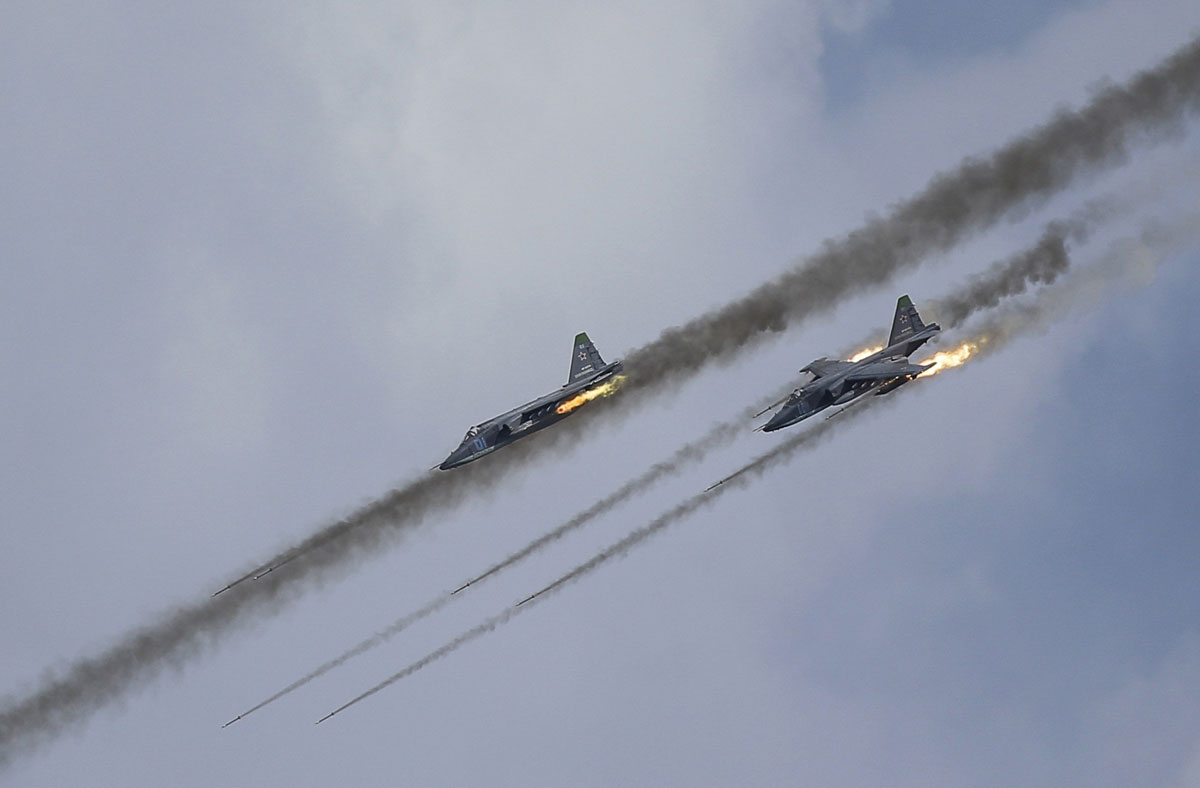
[3, 1, 1200, 785]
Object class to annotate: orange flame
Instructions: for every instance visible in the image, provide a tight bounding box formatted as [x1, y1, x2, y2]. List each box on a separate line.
[556, 375, 627, 415]
[918, 339, 982, 376]
[849, 345, 884, 362]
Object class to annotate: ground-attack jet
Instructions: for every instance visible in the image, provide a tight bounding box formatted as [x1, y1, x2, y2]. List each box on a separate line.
[439, 333, 623, 470]
[760, 295, 940, 432]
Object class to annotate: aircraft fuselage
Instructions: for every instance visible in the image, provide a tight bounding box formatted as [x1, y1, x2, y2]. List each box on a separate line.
[762, 322, 939, 433]
[439, 361, 622, 470]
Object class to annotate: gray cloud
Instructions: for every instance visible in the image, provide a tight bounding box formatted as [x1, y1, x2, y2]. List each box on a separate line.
[4, 34, 1200, 771]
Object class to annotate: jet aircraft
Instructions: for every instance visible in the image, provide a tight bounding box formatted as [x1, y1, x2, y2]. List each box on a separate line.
[761, 295, 940, 432]
[439, 333, 623, 470]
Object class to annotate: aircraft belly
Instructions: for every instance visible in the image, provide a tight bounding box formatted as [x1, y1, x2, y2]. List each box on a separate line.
[832, 388, 865, 406]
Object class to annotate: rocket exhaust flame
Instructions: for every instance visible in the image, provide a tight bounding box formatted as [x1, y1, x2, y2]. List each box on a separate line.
[848, 345, 884, 362]
[556, 375, 626, 415]
[917, 340, 983, 376]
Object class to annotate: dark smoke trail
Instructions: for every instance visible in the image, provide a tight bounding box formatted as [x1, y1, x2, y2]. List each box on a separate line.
[941, 208, 1200, 356]
[318, 211, 1200, 721]
[6, 37, 1200, 769]
[318, 409, 866, 722]
[928, 217, 1088, 328]
[0, 453, 519, 767]
[617, 37, 1200, 399]
[225, 411, 760, 724]
[223, 35, 1200, 600]
[838, 214, 1090, 356]
[242, 212, 1090, 723]
[446, 418, 752, 594]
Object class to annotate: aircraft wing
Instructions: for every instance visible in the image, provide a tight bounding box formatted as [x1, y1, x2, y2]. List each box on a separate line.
[802, 358, 855, 378]
[495, 367, 617, 427]
[504, 392, 561, 424]
[844, 359, 930, 382]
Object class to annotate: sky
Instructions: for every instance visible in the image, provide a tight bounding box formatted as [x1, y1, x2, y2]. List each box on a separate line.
[2, 1, 1199, 785]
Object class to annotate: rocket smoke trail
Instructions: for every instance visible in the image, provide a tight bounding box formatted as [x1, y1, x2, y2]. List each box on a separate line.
[221, 35, 1200, 591]
[316, 606, 520, 725]
[928, 217, 1088, 327]
[237, 34, 1200, 592]
[219, 595, 450, 729]
[949, 208, 1200, 354]
[223, 413, 754, 725]
[318, 213, 1200, 722]
[318, 408, 867, 723]
[229, 208, 1098, 725]
[5, 37, 1200, 769]
[616, 37, 1200, 398]
[214, 36, 1200, 596]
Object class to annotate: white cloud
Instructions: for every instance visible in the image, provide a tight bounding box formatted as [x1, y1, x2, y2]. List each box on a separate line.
[5, 0, 1200, 784]
[156, 252, 267, 453]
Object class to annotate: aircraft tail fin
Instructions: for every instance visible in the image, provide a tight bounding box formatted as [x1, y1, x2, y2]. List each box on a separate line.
[568, 332, 607, 383]
[887, 295, 928, 348]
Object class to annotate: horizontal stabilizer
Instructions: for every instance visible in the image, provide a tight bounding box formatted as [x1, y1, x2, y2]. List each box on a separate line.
[802, 358, 853, 379]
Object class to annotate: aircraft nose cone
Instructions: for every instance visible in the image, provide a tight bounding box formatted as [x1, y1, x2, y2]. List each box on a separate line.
[762, 405, 799, 432]
[439, 445, 472, 470]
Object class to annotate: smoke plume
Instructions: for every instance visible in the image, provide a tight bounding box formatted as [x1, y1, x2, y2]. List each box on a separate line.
[224, 412, 758, 724]
[317, 409, 864, 722]
[231, 204, 1109, 724]
[319, 211, 1200, 721]
[5, 37, 1200, 769]
[618, 37, 1200, 397]
[946, 208, 1200, 357]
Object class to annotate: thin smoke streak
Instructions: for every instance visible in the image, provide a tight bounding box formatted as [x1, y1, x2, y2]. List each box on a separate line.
[836, 213, 1089, 357]
[951, 209, 1200, 352]
[213, 35, 1200, 601]
[221, 595, 450, 728]
[6, 37, 1200, 769]
[237, 208, 1100, 724]
[320, 214, 1200, 721]
[223, 412, 759, 725]
[316, 608, 518, 725]
[318, 409, 866, 722]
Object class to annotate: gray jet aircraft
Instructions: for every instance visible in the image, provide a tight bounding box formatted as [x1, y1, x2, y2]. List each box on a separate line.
[439, 333, 623, 470]
[761, 295, 940, 432]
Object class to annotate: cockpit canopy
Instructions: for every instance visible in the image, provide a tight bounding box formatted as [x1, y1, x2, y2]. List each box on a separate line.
[462, 425, 483, 443]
